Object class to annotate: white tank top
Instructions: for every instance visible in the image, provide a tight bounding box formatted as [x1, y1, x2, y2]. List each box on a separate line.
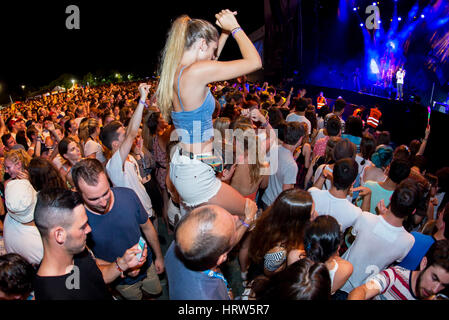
[328, 259, 339, 294]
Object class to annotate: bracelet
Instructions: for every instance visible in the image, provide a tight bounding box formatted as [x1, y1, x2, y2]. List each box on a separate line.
[231, 27, 243, 38]
[240, 219, 250, 228]
[139, 99, 148, 108]
[115, 258, 125, 273]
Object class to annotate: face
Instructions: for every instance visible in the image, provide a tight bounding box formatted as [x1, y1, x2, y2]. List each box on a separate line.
[6, 136, 16, 149]
[4, 159, 22, 178]
[64, 205, 92, 255]
[436, 208, 446, 230]
[158, 114, 168, 130]
[69, 120, 78, 134]
[114, 126, 126, 148]
[199, 39, 218, 61]
[64, 142, 81, 162]
[78, 172, 113, 214]
[14, 120, 25, 132]
[416, 264, 449, 299]
[104, 115, 115, 126]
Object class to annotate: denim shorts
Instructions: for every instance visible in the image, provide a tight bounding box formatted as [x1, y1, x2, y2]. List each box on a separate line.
[169, 147, 222, 207]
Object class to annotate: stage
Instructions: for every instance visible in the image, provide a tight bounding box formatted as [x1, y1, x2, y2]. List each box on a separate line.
[293, 83, 449, 173]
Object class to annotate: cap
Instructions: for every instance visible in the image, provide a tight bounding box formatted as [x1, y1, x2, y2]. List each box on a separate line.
[5, 179, 38, 224]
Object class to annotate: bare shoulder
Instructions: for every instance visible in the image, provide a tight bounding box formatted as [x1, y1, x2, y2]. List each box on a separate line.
[303, 143, 312, 152]
[335, 257, 354, 274]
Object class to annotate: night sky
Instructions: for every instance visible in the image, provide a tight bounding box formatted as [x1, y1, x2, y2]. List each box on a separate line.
[0, 1, 264, 104]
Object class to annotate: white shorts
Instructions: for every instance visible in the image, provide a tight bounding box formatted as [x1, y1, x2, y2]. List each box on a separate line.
[169, 147, 222, 207]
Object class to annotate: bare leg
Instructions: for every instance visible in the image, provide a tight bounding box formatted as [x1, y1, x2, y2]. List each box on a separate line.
[239, 233, 251, 274]
[207, 182, 248, 218]
[161, 189, 172, 234]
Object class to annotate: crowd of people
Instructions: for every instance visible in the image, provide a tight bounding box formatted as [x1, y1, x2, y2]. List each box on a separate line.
[1, 9, 449, 301]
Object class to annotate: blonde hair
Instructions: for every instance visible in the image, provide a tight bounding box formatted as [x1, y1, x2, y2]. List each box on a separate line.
[234, 123, 266, 186]
[4, 149, 32, 169]
[155, 15, 219, 121]
[78, 118, 99, 143]
[213, 117, 231, 141]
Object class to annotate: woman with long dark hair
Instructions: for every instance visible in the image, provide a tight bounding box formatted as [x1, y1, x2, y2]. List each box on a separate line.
[249, 189, 316, 277]
[303, 215, 353, 295]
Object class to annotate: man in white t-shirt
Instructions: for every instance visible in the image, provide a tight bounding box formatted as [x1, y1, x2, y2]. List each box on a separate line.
[340, 178, 419, 294]
[396, 67, 405, 100]
[262, 122, 305, 208]
[100, 83, 154, 219]
[3, 179, 43, 266]
[309, 158, 371, 232]
[286, 97, 311, 136]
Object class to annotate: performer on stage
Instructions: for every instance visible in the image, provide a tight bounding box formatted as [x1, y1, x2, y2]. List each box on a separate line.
[353, 67, 361, 92]
[396, 66, 405, 100]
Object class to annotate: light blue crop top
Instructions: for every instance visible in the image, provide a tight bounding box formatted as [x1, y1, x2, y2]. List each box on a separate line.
[171, 66, 215, 144]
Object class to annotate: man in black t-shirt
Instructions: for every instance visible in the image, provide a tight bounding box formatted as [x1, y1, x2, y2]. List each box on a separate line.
[33, 188, 147, 300]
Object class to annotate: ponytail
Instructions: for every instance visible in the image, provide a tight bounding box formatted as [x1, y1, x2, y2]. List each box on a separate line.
[156, 15, 191, 121]
[156, 15, 219, 121]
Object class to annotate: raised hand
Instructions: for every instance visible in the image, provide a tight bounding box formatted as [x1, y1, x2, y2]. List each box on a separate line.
[138, 83, 151, 100]
[352, 186, 371, 197]
[243, 198, 258, 226]
[215, 9, 239, 32]
[16, 170, 30, 180]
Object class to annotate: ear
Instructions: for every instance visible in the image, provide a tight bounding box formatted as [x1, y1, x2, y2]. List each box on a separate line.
[111, 139, 119, 150]
[216, 252, 228, 266]
[53, 227, 67, 245]
[419, 256, 428, 271]
[199, 38, 208, 51]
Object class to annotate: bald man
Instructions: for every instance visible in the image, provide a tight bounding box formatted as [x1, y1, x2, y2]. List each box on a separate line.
[165, 200, 257, 300]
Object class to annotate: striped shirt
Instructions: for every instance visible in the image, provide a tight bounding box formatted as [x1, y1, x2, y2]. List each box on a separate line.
[370, 266, 418, 300]
[264, 249, 287, 272]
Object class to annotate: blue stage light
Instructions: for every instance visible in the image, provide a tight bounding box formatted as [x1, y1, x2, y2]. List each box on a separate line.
[398, 17, 402, 21]
[421, 14, 425, 18]
[360, 23, 364, 27]
[353, 7, 357, 11]
[372, 2, 376, 6]
[370, 59, 380, 74]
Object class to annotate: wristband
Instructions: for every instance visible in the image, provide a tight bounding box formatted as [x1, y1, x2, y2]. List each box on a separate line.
[260, 120, 268, 128]
[231, 27, 243, 38]
[139, 99, 148, 108]
[115, 258, 125, 273]
[240, 219, 250, 228]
